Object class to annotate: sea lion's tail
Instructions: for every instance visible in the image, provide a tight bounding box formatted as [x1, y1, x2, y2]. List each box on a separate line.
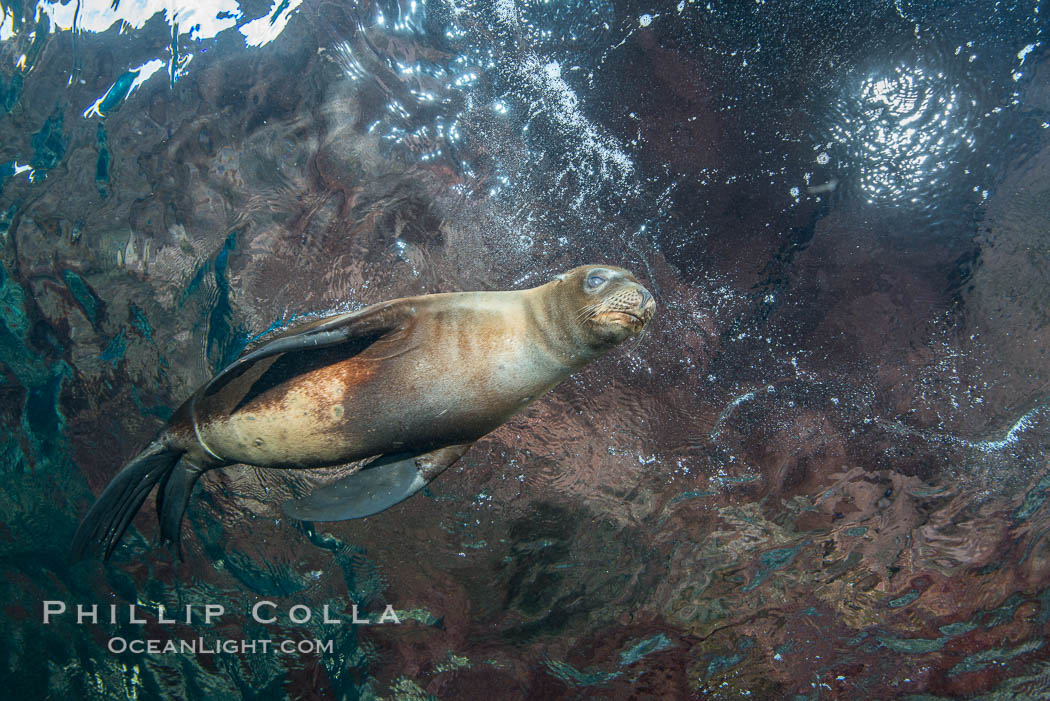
[70, 438, 185, 562]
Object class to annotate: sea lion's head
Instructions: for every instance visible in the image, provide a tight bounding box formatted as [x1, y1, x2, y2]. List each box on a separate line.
[551, 265, 656, 353]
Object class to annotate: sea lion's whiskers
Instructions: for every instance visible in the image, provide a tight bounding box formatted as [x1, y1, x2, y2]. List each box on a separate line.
[574, 302, 602, 321]
[630, 322, 651, 352]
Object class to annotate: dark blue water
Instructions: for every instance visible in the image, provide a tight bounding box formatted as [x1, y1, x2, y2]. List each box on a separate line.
[1, 1, 1048, 698]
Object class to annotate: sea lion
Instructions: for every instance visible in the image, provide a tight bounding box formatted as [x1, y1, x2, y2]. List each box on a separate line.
[71, 264, 656, 561]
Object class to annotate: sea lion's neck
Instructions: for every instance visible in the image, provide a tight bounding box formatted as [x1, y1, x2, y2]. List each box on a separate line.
[521, 283, 605, 369]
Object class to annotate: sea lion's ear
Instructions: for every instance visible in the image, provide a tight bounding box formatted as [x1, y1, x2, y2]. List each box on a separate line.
[202, 299, 415, 397]
[553, 273, 568, 281]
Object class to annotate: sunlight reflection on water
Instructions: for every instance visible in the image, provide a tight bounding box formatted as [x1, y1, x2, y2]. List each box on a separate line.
[825, 61, 979, 207]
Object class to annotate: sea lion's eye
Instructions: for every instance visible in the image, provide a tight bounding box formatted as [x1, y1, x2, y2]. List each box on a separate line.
[585, 274, 606, 289]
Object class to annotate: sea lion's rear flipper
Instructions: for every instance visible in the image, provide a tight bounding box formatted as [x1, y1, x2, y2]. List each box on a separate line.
[203, 298, 418, 397]
[281, 443, 473, 522]
[156, 463, 206, 559]
[70, 438, 186, 562]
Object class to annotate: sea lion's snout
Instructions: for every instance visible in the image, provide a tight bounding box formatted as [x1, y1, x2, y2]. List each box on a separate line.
[636, 285, 656, 326]
[621, 286, 655, 330]
[594, 281, 655, 334]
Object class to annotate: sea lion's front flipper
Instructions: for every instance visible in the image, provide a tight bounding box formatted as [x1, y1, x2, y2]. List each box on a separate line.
[203, 299, 416, 397]
[281, 443, 473, 522]
[281, 455, 424, 521]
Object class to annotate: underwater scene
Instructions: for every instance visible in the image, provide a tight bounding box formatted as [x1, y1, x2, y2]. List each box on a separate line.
[2, 0, 1049, 698]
